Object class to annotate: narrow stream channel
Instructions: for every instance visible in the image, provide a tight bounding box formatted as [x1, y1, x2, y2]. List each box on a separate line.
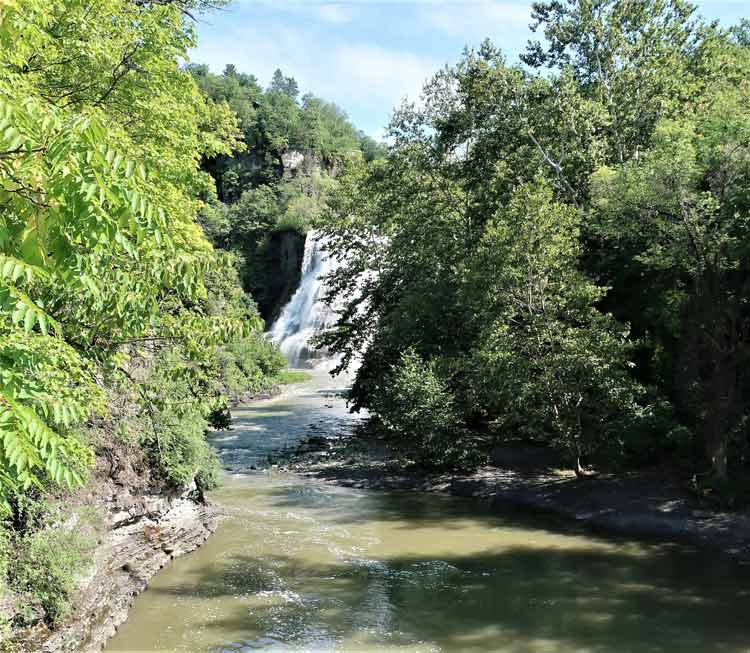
[107, 369, 750, 652]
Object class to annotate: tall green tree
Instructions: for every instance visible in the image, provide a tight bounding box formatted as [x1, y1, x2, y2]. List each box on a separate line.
[523, 0, 700, 163]
[0, 0, 246, 508]
[467, 182, 638, 472]
[591, 82, 750, 478]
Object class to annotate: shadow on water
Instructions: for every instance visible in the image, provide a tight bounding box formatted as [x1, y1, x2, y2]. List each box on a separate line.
[261, 483, 575, 531]
[144, 543, 750, 653]
[257, 481, 691, 550]
[128, 480, 750, 652]
[108, 368, 750, 652]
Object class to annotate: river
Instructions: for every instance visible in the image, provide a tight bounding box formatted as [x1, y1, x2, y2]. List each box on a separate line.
[107, 368, 750, 653]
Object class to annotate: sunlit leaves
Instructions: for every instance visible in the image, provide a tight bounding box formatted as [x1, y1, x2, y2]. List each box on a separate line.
[0, 0, 248, 504]
[0, 329, 101, 510]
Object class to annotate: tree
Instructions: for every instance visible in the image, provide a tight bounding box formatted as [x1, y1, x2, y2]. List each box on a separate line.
[523, 0, 700, 163]
[371, 349, 463, 468]
[319, 44, 609, 414]
[468, 182, 638, 472]
[0, 0, 247, 508]
[269, 68, 299, 100]
[591, 83, 750, 478]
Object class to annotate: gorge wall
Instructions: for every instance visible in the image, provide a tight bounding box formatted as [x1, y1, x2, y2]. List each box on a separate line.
[259, 228, 306, 325]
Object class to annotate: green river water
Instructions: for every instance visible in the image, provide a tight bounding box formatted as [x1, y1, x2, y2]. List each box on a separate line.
[107, 370, 750, 653]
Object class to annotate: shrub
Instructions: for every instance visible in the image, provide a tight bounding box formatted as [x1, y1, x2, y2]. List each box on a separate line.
[219, 334, 287, 398]
[139, 348, 222, 493]
[149, 404, 221, 492]
[7, 502, 100, 627]
[274, 370, 312, 385]
[0, 528, 8, 586]
[371, 349, 474, 468]
[0, 526, 9, 629]
[14, 528, 93, 626]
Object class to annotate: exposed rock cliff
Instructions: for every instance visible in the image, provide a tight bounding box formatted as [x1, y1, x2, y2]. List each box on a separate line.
[260, 228, 306, 324]
[25, 486, 218, 653]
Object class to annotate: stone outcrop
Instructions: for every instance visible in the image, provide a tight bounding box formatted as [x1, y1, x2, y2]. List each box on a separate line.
[280, 149, 306, 175]
[23, 484, 219, 653]
[261, 228, 306, 324]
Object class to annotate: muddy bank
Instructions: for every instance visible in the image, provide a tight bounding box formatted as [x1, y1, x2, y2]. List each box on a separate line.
[228, 384, 284, 408]
[279, 435, 750, 565]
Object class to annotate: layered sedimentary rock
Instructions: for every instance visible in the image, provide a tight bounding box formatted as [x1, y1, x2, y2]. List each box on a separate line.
[27, 484, 218, 653]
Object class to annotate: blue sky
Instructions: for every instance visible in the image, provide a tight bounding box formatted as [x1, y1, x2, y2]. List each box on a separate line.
[192, 1, 749, 139]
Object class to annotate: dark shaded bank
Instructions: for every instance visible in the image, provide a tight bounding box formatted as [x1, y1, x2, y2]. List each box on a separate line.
[278, 437, 750, 565]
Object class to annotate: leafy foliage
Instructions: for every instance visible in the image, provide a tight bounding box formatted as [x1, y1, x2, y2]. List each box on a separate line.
[371, 349, 471, 469]
[139, 347, 222, 492]
[2, 500, 100, 627]
[321, 2, 750, 478]
[465, 182, 640, 470]
[0, 0, 282, 511]
[590, 82, 750, 478]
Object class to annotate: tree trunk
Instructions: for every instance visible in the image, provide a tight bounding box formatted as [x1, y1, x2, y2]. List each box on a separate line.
[680, 273, 743, 481]
[703, 355, 735, 480]
[704, 403, 728, 480]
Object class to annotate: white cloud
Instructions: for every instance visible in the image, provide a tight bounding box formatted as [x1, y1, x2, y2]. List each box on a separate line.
[317, 3, 353, 24]
[425, 1, 533, 39]
[331, 43, 438, 105]
[191, 20, 440, 135]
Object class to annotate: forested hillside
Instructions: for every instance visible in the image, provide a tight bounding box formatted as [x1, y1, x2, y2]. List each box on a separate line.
[321, 1, 750, 491]
[189, 64, 383, 320]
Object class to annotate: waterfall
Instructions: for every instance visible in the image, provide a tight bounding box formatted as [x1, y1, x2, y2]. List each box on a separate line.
[269, 230, 338, 368]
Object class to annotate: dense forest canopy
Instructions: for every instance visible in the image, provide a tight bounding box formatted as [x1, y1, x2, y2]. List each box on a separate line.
[320, 1, 750, 483]
[189, 63, 383, 199]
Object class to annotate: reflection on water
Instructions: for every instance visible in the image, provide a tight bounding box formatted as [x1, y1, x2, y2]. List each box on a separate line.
[107, 371, 750, 653]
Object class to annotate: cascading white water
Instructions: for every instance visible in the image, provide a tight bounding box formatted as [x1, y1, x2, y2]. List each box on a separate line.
[269, 230, 339, 368]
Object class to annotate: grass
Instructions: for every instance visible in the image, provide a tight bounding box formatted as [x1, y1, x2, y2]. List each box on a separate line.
[275, 369, 312, 385]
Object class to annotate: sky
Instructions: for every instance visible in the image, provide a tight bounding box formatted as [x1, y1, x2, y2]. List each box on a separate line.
[192, 1, 749, 139]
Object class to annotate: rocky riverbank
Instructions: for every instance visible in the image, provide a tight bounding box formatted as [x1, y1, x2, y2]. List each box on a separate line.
[1, 434, 221, 653]
[276, 433, 750, 565]
[22, 485, 218, 653]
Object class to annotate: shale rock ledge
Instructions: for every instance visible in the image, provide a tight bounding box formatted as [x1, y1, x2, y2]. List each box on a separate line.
[28, 485, 219, 653]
